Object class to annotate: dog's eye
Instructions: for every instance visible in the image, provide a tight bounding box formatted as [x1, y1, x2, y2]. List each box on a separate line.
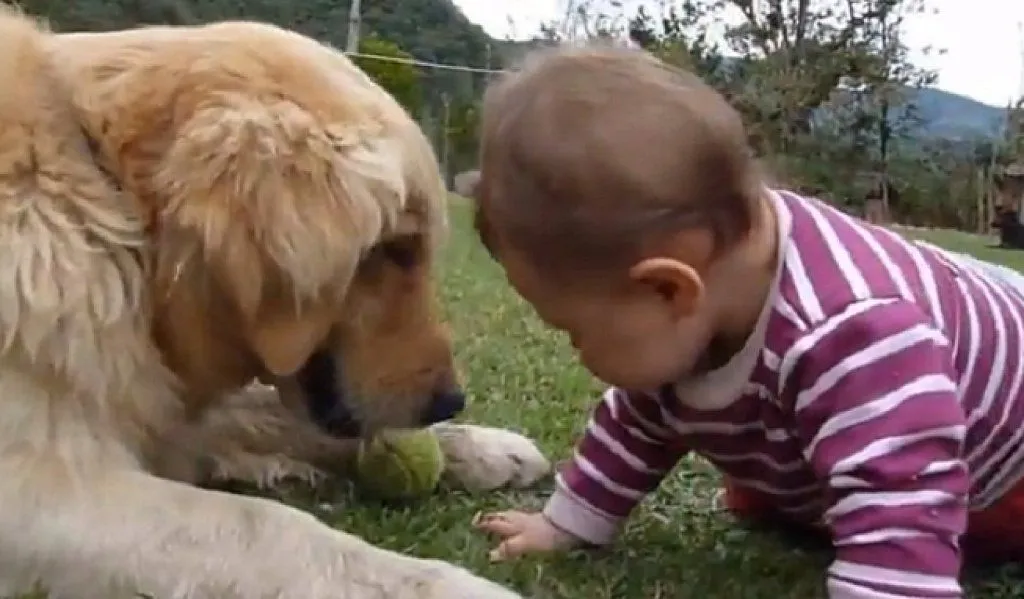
[366, 235, 421, 270]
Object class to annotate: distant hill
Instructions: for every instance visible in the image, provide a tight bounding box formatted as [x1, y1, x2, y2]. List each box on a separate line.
[491, 37, 1008, 143]
[908, 87, 1006, 140]
[29, 0, 1007, 144]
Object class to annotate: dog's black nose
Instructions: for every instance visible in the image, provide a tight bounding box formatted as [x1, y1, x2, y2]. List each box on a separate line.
[421, 390, 466, 425]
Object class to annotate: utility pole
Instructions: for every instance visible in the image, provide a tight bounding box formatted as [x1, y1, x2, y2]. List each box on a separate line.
[346, 0, 362, 53]
[440, 93, 451, 189]
[484, 43, 493, 89]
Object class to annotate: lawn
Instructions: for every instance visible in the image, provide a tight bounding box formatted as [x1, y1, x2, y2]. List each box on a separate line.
[299, 206, 1024, 599]
[10, 214, 1018, 599]
[13, 207, 1016, 599]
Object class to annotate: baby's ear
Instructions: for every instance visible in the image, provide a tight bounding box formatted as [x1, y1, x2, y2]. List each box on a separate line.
[629, 257, 704, 317]
[152, 93, 407, 372]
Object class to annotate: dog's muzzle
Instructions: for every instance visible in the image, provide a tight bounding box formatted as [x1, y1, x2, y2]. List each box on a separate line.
[421, 389, 466, 425]
[296, 350, 361, 437]
[295, 350, 467, 438]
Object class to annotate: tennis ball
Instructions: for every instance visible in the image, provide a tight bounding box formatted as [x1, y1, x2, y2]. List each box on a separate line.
[354, 429, 445, 501]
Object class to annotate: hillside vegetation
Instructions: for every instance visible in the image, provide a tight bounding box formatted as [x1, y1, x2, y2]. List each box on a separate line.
[19, 0, 1021, 229]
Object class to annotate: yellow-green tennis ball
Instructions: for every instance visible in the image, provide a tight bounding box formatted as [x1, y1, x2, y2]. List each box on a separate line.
[354, 429, 445, 501]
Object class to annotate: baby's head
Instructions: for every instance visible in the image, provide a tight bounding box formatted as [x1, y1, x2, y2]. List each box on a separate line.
[474, 45, 767, 390]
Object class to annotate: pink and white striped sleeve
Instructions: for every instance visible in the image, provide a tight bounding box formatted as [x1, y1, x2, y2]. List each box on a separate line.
[542, 387, 689, 545]
[782, 298, 968, 599]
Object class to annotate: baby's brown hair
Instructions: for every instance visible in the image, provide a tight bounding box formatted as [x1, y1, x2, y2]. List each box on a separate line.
[474, 45, 762, 278]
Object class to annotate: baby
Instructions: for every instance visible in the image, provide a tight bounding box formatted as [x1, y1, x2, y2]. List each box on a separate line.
[471, 45, 1024, 598]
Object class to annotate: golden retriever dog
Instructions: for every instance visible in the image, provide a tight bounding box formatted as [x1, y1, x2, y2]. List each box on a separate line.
[0, 8, 550, 599]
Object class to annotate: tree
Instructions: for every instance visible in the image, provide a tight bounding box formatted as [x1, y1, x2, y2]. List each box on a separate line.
[446, 98, 481, 174]
[621, 0, 987, 227]
[623, 0, 884, 154]
[19, 0, 195, 30]
[538, 0, 633, 45]
[628, 2, 725, 80]
[353, 36, 422, 116]
[829, 0, 937, 208]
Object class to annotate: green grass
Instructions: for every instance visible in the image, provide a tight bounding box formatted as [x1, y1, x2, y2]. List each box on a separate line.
[10, 214, 1024, 599]
[298, 209, 1024, 598]
[904, 226, 1024, 272]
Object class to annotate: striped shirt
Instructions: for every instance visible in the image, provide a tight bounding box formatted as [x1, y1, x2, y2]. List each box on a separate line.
[543, 190, 1024, 599]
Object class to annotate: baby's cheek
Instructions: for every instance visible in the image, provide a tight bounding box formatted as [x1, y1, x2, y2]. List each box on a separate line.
[582, 351, 648, 390]
[577, 350, 618, 385]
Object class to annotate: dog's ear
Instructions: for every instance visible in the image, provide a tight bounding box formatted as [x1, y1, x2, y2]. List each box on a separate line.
[246, 290, 339, 376]
[153, 93, 408, 375]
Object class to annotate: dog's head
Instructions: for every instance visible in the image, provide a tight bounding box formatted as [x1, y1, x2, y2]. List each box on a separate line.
[161, 106, 465, 438]
[278, 207, 467, 438]
[69, 22, 465, 437]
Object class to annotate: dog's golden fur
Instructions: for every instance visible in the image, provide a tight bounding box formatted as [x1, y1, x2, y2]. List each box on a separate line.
[0, 9, 548, 598]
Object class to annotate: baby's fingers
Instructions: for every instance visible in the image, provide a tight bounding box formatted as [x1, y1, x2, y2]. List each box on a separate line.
[472, 511, 526, 537]
[488, 536, 533, 562]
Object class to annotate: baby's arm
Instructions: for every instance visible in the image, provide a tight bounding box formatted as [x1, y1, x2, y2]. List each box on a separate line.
[544, 387, 690, 544]
[784, 298, 968, 599]
[478, 387, 689, 556]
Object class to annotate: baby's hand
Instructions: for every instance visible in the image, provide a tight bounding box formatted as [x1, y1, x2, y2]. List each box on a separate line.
[473, 510, 582, 561]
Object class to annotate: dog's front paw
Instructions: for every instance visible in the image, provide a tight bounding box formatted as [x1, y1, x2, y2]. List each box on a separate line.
[411, 560, 523, 599]
[432, 424, 551, 492]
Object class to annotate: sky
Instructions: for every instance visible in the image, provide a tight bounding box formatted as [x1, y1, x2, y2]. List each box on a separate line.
[453, 0, 1024, 107]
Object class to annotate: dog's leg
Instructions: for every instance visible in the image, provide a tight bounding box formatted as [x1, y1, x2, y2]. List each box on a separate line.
[155, 384, 359, 489]
[432, 423, 552, 492]
[0, 453, 523, 599]
[180, 386, 553, 495]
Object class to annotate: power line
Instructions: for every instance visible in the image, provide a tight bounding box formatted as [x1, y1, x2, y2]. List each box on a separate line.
[342, 0, 501, 73]
[340, 0, 505, 76]
[343, 50, 506, 74]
